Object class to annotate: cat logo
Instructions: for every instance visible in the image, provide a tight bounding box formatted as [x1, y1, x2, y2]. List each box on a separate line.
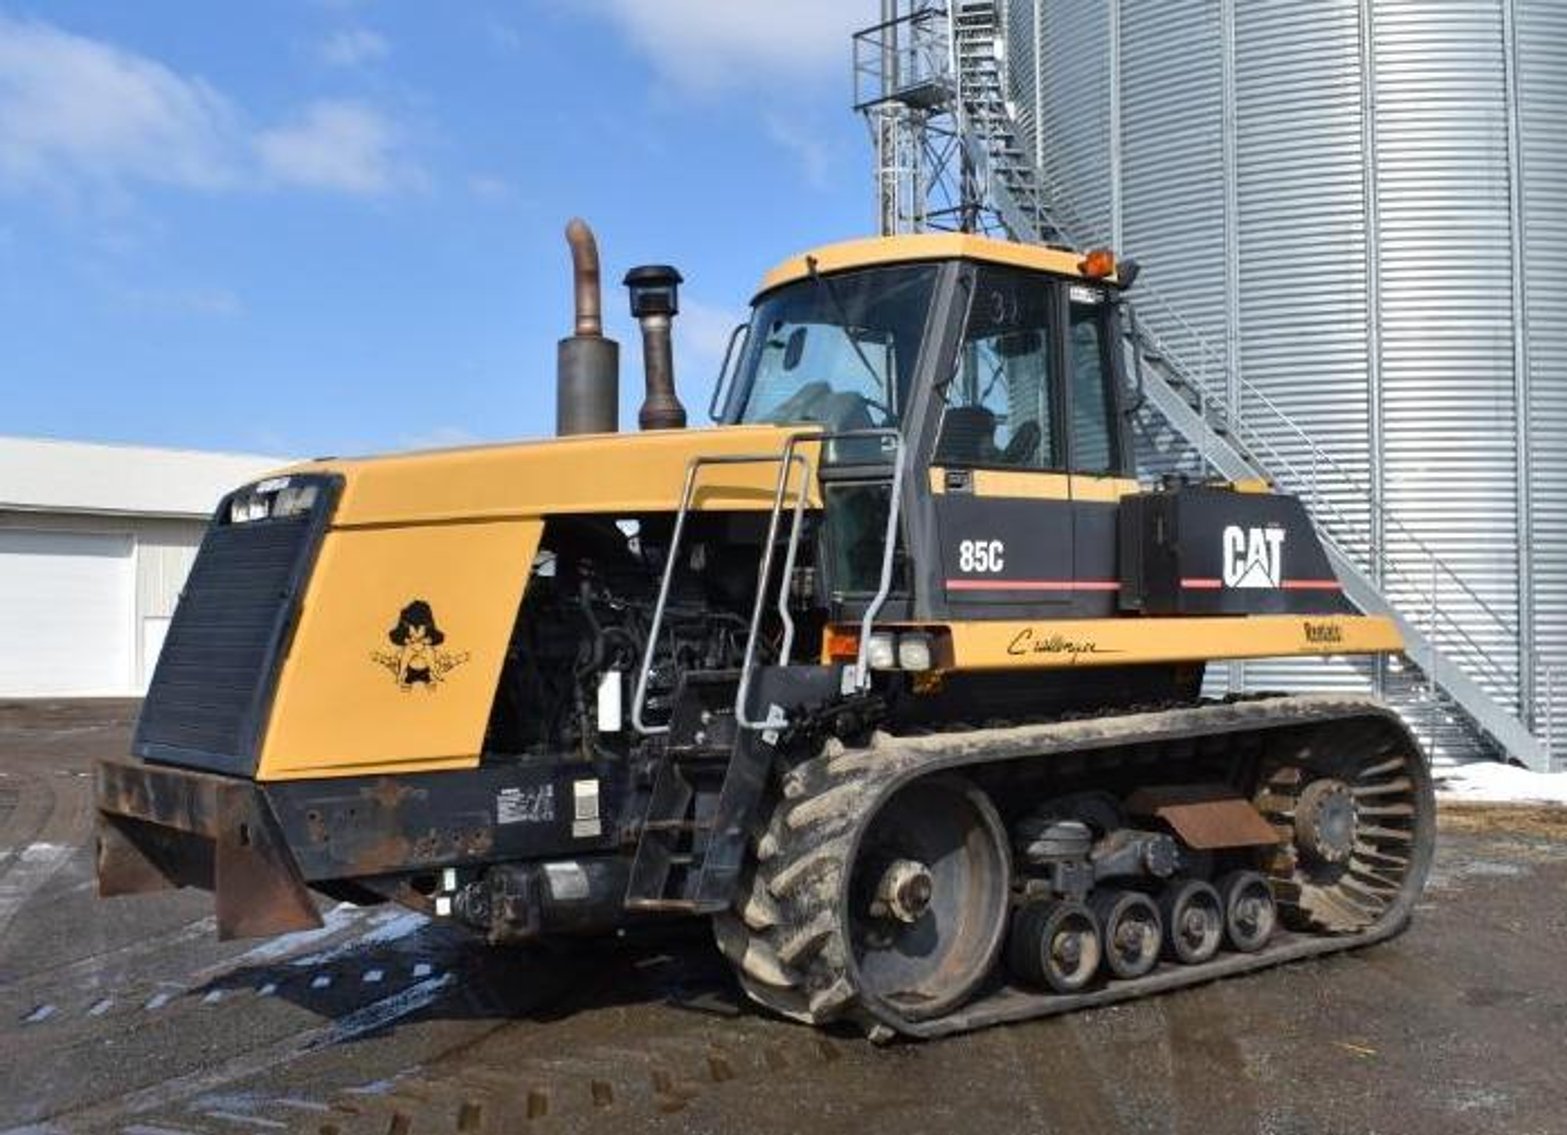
[1222, 525, 1285, 589]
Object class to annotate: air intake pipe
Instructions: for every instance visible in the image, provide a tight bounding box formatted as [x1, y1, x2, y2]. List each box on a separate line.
[624, 264, 688, 431]
[556, 218, 620, 436]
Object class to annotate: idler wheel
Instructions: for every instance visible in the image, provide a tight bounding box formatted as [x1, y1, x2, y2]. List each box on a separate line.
[847, 777, 1011, 1019]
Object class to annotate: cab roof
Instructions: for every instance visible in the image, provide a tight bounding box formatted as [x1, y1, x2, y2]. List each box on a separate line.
[757, 233, 1105, 296]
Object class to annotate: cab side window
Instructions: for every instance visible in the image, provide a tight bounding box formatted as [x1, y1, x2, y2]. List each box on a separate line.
[935, 267, 1059, 470]
[1068, 297, 1118, 474]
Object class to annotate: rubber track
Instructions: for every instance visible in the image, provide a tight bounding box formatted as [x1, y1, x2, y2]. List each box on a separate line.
[714, 694, 1437, 1040]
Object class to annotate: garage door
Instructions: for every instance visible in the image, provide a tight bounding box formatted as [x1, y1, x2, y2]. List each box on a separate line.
[0, 530, 134, 697]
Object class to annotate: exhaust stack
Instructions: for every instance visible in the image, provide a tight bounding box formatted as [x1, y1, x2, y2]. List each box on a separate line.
[556, 218, 619, 436]
[624, 264, 688, 431]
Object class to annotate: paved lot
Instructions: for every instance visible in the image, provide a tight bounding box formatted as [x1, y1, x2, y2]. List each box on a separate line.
[2, 700, 1566, 1135]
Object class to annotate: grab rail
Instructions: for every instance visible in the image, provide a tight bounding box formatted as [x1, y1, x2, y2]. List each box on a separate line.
[736, 428, 907, 732]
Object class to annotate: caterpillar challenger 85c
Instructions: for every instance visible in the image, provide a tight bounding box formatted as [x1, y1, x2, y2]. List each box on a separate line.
[96, 221, 1435, 1039]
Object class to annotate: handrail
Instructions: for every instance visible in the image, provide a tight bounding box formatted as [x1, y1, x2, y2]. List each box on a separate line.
[852, 5, 953, 113]
[630, 451, 808, 736]
[735, 428, 907, 731]
[706, 323, 748, 423]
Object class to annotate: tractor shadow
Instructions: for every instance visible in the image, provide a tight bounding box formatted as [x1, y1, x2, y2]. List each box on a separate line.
[191, 911, 764, 1040]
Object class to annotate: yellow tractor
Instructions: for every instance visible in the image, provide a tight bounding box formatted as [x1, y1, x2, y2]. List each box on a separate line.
[96, 222, 1433, 1039]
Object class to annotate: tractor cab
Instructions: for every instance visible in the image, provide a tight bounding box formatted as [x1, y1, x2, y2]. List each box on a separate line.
[723, 235, 1131, 471]
[718, 234, 1138, 625]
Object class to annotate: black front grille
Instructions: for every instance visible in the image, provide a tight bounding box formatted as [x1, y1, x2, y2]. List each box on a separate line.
[134, 477, 338, 774]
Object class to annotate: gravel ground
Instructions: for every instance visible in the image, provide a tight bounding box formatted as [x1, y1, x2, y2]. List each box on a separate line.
[2, 699, 1565, 1135]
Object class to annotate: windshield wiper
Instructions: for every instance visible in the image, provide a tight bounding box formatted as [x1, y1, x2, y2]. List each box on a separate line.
[805, 255, 893, 414]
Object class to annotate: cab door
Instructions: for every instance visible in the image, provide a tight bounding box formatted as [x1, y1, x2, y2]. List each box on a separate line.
[1065, 283, 1134, 618]
[925, 264, 1078, 616]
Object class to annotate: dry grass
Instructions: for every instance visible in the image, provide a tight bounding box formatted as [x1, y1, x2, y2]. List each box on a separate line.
[1437, 800, 1567, 838]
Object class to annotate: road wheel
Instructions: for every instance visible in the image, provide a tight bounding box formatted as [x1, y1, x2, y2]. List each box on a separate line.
[1217, 870, 1277, 953]
[1090, 889, 1163, 979]
[1160, 879, 1224, 965]
[1009, 899, 1103, 993]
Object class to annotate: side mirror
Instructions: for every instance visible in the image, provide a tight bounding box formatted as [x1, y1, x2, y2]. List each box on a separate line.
[782, 326, 807, 372]
[1122, 305, 1147, 416]
[1117, 257, 1142, 292]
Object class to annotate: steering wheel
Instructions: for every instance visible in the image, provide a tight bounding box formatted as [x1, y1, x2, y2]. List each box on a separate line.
[858, 394, 895, 426]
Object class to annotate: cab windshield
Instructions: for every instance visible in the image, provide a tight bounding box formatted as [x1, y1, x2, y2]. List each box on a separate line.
[725, 264, 936, 431]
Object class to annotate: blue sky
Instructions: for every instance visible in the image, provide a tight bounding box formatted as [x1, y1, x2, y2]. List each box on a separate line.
[0, 2, 876, 457]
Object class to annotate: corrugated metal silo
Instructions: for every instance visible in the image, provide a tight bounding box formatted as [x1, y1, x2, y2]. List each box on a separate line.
[996, 0, 1565, 762]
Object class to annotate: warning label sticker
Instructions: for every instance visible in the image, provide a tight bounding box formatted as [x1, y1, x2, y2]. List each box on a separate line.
[496, 784, 555, 825]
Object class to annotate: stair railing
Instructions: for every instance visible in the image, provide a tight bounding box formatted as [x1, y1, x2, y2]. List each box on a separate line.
[940, 9, 1554, 765]
[956, 45, 1524, 672]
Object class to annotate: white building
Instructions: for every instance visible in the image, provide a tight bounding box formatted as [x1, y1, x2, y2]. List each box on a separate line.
[0, 437, 288, 697]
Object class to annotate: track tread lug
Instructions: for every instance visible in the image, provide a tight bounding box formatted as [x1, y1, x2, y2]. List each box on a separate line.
[765, 847, 842, 900]
[776, 911, 835, 969]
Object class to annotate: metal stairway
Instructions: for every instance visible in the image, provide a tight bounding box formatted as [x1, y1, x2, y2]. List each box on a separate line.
[858, 1, 1553, 771]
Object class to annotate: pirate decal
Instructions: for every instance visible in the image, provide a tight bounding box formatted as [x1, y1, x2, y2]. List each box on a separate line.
[371, 599, 470, 691]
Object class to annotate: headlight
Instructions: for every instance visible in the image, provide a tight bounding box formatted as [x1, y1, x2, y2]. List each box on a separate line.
[865, 631, 898, 671]
[229, 492, 270, 523]
[227, 478, 319, 523]
[896, 633, 933, 672]
[272, 484, 319, 517]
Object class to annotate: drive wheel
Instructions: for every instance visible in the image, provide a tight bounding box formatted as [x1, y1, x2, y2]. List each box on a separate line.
[1253, 716, 1436, 936]
[1217, 870, 1277, 953]
[1090, 889, 1163, 980]
[846, 776, 1011, 1020]
[1160, 879, 1223, 965]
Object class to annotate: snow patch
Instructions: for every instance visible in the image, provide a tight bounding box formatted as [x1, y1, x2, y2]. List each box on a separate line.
[16, 842, 69, 863]
[222, 903, 367, 967]
[1436, 762, 1567, 805]
[290, 909, 428, 967]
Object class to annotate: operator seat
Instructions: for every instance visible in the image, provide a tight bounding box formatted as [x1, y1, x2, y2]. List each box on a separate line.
[935, 406, 998, 466]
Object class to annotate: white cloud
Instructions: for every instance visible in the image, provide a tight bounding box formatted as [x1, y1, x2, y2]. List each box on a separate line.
[317, 27, 389, 68]
[256, 100, 419, 196]
[0, 14, 422, 202]
[0, 13, 240, 192]
[585, 0, 864, 93]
